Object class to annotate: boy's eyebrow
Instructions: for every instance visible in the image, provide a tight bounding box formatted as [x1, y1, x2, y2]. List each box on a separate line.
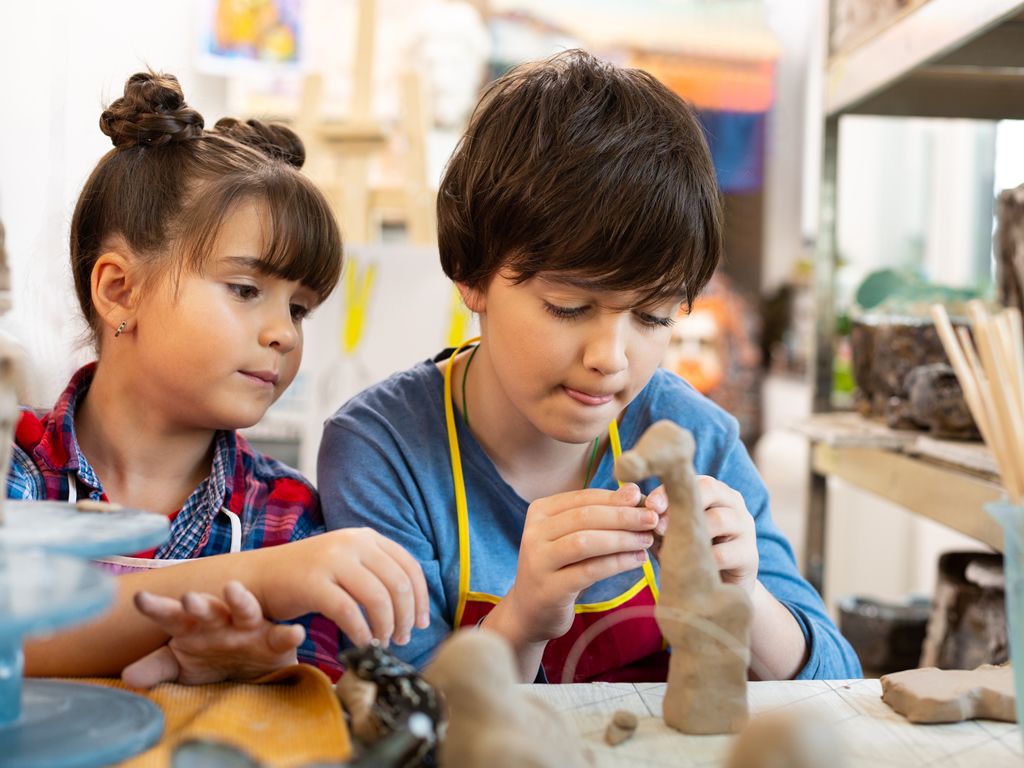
[539, 275, 687, 303]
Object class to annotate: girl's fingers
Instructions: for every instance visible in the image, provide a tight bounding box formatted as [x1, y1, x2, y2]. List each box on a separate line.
[376, 536, 431, 630]
[361, 547, 415, 644]
[133, 591, 197, 636]
[549, 529, 654, 570]
[317, 585, 375, 647]
[181, 591, 231, 626]
[266, 623, 306, 655]
[223, 580, 265, 631]
[334, 567, 395, 645]
[122, 645, 181, 689]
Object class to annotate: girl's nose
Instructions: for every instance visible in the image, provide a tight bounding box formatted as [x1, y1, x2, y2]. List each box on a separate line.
[260, 306, 298, 353]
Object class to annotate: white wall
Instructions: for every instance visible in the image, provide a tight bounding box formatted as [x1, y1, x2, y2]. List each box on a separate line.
[0, 0, 227, 405]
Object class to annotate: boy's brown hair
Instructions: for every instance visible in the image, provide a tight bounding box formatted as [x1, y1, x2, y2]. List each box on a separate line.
[71, 71, 342, 344]
[438, 49, 722, 309]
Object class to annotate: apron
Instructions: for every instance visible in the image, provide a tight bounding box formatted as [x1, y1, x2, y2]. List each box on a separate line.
[443, 340, 669, 682]
[15, 410, 242, 573]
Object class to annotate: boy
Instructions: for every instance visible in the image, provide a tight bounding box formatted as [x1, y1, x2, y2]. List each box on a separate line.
[319, 50, 860, 683]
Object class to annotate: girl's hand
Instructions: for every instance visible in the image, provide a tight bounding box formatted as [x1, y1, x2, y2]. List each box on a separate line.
[500, 483, 658, 644]
[122, 580, 303, 687]
[697, 476, 758, 594]
[242, 529, 430, 647]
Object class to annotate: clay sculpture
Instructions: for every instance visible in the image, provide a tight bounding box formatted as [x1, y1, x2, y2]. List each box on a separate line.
[424, 629, 592, 768]
[615, 420, 752, 734]
[880, 664, 1016, 723]
[604, 710, 638, 746]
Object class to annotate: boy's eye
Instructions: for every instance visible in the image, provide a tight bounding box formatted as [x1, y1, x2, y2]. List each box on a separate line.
[636, 311, 675, 329]
[290, 303, 311, 321]
[228, 283, 260, 301]
[543, 301, 587, 320]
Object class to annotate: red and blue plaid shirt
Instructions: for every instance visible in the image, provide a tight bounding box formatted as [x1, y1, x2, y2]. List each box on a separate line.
[7, 363, 341, 679]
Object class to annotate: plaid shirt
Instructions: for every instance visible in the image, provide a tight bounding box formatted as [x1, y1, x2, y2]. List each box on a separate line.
[7, 363, 341, 679]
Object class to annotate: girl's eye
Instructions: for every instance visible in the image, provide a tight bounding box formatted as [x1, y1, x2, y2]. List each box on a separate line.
[228, 283, 260, 301]
[543, 301, 587, 320]
[290, 303, 311, 322]
[636, 311, 675, 329]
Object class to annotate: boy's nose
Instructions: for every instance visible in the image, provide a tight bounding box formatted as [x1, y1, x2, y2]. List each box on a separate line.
[583, 315, 629, 375]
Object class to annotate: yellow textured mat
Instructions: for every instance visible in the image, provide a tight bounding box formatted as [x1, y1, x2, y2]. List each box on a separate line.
[74, 665, 351, 767]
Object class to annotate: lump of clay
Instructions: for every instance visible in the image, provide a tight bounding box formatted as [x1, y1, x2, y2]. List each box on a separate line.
[424, 629, 592, 768]
[604, 710, 638, 746]
[725, 711, 846, 768]
[880, 664, 1015, 723]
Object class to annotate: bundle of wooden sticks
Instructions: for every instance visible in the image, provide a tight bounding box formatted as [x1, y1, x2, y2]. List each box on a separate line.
[931, 301, 1024, 503]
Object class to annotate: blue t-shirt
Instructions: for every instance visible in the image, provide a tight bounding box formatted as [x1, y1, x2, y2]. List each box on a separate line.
[318, 357, 861, 679]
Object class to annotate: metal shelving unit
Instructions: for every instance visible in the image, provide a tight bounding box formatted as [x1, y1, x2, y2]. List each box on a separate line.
[807, 0, 1024, 593]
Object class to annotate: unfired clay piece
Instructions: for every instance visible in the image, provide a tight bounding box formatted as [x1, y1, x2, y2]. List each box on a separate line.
[424, 629, 593, 768]
[880, 664, 1016, 723]
[725, 711, 846, 768]
[604, 710, 638, 746]
[335, 671, 381, 743]
[615, 420, 752, 735]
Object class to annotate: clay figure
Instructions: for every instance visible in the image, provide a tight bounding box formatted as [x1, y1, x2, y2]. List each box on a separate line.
[424, 629, 592, 768]
[615, 420, 751, 734]
[880, 664, 1016, 723]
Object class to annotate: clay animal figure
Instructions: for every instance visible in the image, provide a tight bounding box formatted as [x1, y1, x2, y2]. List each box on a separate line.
[615, 420, 751, 734]
[424, 629, 593, 768]
[880, 664, 1016, 723]
[725, 711, 847, 768]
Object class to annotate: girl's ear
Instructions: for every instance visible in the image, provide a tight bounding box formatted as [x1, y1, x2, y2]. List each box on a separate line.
[92, 249, 140, 337]
[456, 281, 486, 314]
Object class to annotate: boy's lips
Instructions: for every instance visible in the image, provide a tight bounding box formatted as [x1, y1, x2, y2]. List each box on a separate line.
[240, 370, 279, 386]
[563, 385, 615, 406]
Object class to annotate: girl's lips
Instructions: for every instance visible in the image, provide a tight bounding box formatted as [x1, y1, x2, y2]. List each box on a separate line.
[240, 370, 279, 387]
[563, 385, 615, 406]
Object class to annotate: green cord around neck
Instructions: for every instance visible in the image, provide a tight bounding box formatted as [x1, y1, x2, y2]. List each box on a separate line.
[460, 344, 601, 489]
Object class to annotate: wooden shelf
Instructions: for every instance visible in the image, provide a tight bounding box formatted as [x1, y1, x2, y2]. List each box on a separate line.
[801, 413, 1004, 552]
[827, 0, 1024, 118]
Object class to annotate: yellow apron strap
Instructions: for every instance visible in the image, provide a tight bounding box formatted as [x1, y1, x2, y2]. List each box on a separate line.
[608, 419, 660, 603]
[446, 337, 480, 628]
[447, 342, 659, 627]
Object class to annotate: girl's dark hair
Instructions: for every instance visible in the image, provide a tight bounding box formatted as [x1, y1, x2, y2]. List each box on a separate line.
[438, 49, 723, 309]
[71, 71, 342, 341]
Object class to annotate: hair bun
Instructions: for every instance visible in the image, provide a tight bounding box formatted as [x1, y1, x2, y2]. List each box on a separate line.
[213, 118, 306, 169]
[100, 71, 204, 149]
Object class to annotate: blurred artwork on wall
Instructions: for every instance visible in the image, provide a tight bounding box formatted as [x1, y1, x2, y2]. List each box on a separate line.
[199, 0, 305, 73]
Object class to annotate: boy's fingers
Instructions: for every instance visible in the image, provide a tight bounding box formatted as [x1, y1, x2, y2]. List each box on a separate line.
[122, 645, 181, 689]
[536, 484, 642, 516]
[546, 504, 658, 540]
[376, 537, 430, 630]
[223, 580, 264, 630]
[559, 550, 648, 594]
[550, 529, 654, 570]
[266, 623, 306, 654]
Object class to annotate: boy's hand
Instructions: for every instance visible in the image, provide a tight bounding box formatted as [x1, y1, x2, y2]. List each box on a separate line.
[241, 528, 430, 648]
[501, 483, 657, 644]
[692, 477, 758, 594]
[122, 580, 304, 688]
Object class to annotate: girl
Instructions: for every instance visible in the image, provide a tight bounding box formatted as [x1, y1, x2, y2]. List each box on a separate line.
[8, 72, 428, 685]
